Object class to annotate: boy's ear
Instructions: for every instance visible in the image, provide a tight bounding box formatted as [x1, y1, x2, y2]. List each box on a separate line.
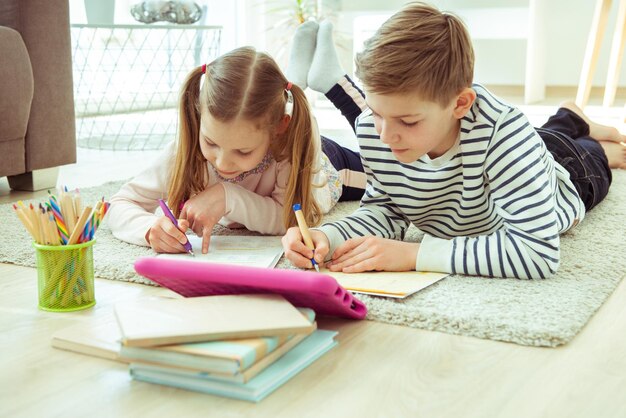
[452, 88, 476, 119]
[276, 115, 291, 135]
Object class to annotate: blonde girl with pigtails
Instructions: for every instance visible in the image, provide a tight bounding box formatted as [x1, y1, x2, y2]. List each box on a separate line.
[108, 46, 366, 254]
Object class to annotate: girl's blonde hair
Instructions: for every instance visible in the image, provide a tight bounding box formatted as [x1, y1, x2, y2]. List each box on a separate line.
[355, 2, 474, 107]
[167, 46, 322, 229]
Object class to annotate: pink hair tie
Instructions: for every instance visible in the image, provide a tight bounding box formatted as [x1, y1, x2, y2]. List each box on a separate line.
[285, 82, 292, 90]
[201, 63, 206, 74]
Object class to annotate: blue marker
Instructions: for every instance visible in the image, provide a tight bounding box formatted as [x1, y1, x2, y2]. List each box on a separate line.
[293, 203, 319, 272]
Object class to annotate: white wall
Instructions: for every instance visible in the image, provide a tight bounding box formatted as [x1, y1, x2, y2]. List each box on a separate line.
[72, 0, 626, 88]
[340, 0, 626, 87]
[247, 0, 626, 88]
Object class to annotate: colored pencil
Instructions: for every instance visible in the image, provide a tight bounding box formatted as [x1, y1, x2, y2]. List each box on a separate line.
[67, 206, 92, 245]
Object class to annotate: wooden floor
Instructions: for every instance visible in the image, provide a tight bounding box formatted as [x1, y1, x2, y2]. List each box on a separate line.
[1, 90, 626, 417]
[1, 262, 625, 417]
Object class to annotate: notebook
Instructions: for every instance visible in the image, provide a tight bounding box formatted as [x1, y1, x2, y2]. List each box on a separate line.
[158, 235, 284, 269]
[130, 329, 338, 402]
[127, 323, 318, 384]
[51, 314, 125, 361]
[134, 257, 368, 319]
[325, 269, 449, 299]
[120, 309, 316, 382]
[114, 294, 315, 347]
[51, 308, 316, 382]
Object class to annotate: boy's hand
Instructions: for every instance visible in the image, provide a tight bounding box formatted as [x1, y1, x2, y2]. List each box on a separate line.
[282, 226, 330, 269]
[146, 217, 191, 254]
[179, 183, 226, 254]
[327, 237, 419, 272]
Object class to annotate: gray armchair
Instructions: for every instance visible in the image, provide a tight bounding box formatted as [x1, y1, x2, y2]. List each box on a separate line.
[0, 0, 76, 191]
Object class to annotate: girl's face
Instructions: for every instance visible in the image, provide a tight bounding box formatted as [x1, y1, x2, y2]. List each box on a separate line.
[199, 111, 272, 180]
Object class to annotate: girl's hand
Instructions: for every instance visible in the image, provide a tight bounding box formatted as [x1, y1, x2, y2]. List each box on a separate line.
[146, 216, 191, 254]
[179, 183, 226, 254]
[282, 226, 330, 269]
[327, 236, 419, 272]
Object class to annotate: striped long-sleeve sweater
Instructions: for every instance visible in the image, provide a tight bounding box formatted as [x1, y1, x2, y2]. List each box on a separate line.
[318, 84, 585, 279]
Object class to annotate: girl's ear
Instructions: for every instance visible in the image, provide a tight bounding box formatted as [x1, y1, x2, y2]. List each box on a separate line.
[452, 87, 477, 119]
[275, 115, 291, 135]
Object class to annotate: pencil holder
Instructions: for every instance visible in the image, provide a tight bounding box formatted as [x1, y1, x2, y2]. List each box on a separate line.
[33, 240, 96, 312]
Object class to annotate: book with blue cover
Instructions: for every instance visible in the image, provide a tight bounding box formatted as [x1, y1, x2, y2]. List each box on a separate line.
[120, 308, 316, 382]
[129, 329, 338, 402]
[52, 308, 316, 384]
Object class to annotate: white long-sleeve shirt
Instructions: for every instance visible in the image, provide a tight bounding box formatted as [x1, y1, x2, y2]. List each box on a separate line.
[108, 141, 339, 246]
[317, 84, 585, 279]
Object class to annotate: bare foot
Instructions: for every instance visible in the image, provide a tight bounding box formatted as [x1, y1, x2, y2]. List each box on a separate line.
[560, 101, 625, 143]
[599, 140, 626, 169]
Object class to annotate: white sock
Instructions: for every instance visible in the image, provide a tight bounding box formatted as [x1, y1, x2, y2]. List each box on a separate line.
[308, 20, 345, 94]
[285, 21, 319, 89]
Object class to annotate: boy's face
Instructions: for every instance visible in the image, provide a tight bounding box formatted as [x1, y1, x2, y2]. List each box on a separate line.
[366, 91, 461, 163]
[199, 111, 271, 179]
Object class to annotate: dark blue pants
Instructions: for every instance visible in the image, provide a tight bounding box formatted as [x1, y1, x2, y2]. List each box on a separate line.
[536, 108, 612, 211]
[322, 78, 367, 201]
[326, 77, 366, 132]
[320, 137, 364, 201]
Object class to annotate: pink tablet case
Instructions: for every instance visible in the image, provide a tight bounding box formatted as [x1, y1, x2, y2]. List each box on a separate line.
[134, 257, 367, 319]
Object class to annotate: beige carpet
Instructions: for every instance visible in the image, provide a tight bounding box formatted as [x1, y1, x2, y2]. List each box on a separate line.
[2, 171, 625, 347]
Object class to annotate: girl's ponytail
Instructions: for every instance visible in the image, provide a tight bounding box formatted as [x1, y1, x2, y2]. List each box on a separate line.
[167, 66, 207, 217]
[276, 83, 323, 229]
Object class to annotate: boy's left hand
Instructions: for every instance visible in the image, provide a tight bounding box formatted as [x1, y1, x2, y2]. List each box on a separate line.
[179, 183, 226, 254]
[327, 236, 419, 273]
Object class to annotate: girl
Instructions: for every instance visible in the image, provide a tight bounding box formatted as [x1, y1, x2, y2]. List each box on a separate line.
[107, 46, 366, 254]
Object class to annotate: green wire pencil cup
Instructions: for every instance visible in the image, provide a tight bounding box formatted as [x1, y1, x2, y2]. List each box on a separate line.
[12, 188, 109, 312]
[33, 239, 96, 312]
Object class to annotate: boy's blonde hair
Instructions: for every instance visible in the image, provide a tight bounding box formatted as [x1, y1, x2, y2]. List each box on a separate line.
[167, 46, 322, 229]
[355, 2, 474, 106]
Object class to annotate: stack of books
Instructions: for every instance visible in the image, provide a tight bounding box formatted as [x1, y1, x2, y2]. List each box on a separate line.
[51, 294, 338, 402]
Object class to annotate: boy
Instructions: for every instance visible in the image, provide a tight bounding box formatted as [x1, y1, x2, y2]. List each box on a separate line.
[282, 3, 624, 279]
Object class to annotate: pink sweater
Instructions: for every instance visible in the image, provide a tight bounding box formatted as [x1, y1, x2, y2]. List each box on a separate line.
[107, 141, 338, 246]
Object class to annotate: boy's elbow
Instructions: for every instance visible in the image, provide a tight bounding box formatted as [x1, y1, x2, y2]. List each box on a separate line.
[509, 243, 560, 280]
[531, 248, 560, 279]
[532, 264, 558, 279]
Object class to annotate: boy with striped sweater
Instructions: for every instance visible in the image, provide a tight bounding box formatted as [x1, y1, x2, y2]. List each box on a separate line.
[283, 3, 624, 279]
